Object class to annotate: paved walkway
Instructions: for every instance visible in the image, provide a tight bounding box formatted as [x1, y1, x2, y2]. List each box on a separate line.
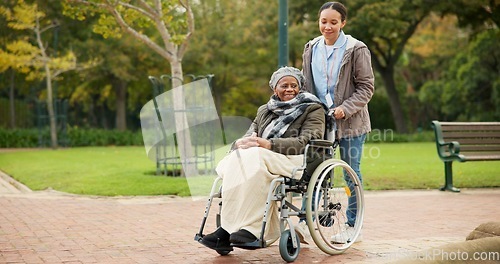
[0, 171, 499, 264]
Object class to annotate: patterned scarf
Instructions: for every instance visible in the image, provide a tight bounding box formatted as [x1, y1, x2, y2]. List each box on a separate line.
[265, 92, 325, 139]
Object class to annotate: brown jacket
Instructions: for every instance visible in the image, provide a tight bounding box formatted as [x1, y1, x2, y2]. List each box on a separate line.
[302, 35, 374, 138]
[243, 104, 325, 155]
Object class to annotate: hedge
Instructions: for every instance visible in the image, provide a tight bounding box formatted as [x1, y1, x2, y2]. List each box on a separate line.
[0, 127, 434, 148]
[0, 127, 143, 148]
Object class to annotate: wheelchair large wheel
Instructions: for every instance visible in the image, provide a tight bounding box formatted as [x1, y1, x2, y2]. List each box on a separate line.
[305, 158, 364, 255]
[279, 229, 300, 262]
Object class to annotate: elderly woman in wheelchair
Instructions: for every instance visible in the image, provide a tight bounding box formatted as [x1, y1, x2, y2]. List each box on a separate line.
[195, 67, 364, 262]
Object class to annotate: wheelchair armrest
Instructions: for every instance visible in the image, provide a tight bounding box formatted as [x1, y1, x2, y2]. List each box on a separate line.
[309, 139, 333, 148]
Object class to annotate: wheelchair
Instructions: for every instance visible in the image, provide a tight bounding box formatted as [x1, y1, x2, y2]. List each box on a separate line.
[194, 117, 365, 262]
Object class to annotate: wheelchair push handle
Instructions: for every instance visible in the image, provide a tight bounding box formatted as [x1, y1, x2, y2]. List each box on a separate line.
[326, 109, 337, 143]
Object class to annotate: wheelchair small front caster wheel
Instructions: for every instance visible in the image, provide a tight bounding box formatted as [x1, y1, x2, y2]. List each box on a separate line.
[216, 249, 231, 256]
[279, 229, 300, 262]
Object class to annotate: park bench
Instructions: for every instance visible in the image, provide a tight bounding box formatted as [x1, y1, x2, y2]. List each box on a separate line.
[431, 121, 500, 192]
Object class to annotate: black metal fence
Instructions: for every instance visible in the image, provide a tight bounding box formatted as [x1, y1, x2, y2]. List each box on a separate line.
[0, 98, 68, 147]
[147, 74, 217, 177]
[35, 99, 68, 147]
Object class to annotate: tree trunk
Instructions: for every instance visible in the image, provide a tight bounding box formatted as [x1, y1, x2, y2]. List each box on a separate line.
[170, 59, 198, 177]
[100, 105, 109, 129]
[380, 68, 408, 134]
[89, 99, 97, 127]
[9, 69, 16, 129]
[45, 64, 58, 149]
[114, 78, 127, 131]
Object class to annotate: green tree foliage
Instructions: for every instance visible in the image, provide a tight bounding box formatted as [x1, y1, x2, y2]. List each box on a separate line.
[63, 0, 194, 88]
[420, 30, 500, 121]
[33, 1, 162, 131]
[1, 0, 499, 138]
[287, 1, 324, 66]
[400, 14, 468, 129]
[184, 0, 280, 118]
[0, 0, 96, 148]
[440, 0, 500, 29]
[406, 0, 500, 123]
[64, 34, 163, 130]
[345, 0, 441, 133]
[64, 0, 199, 175]
[320, 0, 499, 133]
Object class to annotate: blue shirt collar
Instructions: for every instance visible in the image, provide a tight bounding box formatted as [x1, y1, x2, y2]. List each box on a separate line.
[319, 30, 347, 49]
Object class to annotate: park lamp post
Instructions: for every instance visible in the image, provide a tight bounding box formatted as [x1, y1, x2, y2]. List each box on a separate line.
[278, 0, 288, 67]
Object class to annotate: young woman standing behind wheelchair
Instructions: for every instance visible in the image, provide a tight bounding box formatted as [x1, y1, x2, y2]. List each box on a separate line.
[301, 1, 375, 242]
[200, 67, 326, 252]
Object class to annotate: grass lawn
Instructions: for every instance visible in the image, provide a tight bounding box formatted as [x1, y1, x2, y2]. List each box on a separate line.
[362, 143, 500, 190]
[0, 143, 498, 196]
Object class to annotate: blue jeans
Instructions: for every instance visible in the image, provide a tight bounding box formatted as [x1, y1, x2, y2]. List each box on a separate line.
[339, 134, 366, 226]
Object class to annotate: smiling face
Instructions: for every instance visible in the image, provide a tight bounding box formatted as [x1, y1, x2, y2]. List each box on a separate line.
[319, 8, 346, 45]
[274, 76, 300, 101]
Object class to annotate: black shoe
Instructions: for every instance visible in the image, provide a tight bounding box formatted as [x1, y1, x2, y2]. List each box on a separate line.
[200, 227, 232, 250]
[229, 229, 258, 244]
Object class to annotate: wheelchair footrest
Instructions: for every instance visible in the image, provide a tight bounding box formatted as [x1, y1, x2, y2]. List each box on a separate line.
[230, 239, 264, 250]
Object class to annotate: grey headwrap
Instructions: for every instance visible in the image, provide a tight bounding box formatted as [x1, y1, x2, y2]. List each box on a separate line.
[269, 66, 305, 90]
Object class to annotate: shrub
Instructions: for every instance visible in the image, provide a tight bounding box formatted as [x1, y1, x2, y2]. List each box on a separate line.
[67, 127, 143, 146]
[366, 130, 434, 143]
[0, 127, 435, 148]
[0, 128, 39, 147]
[0, 127, 143, 148]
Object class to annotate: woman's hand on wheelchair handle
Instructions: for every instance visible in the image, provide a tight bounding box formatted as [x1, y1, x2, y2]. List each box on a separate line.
[332, 107, 345, 120]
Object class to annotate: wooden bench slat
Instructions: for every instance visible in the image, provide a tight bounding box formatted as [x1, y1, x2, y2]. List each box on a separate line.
[442, 138, 500, 144]
[442, 131, 500, 138]
[460, 150, 500, 155]
[440, 121, 500, 126]
[444, 139, 500, 144]
[446, 142, 500, 147]
[443, 138, 500, 143]
[463, 155, 500, 161]
[441, 125, 500, 131]
[459, 145, 500, 152]
[441, 126, 500, 132]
